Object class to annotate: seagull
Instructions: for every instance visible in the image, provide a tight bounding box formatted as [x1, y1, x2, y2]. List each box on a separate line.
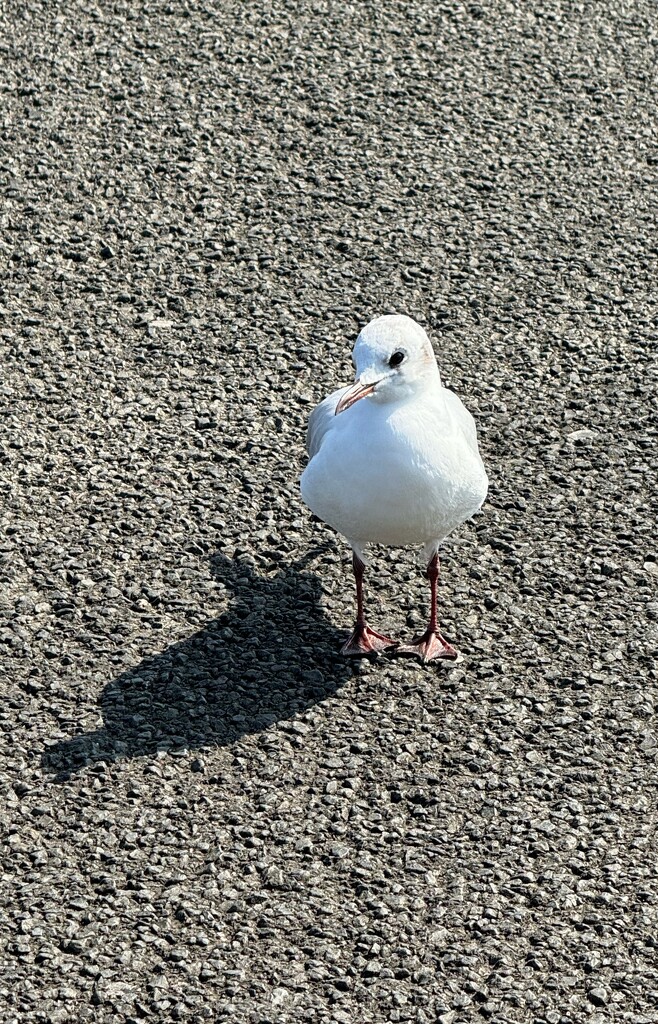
[300, 314, 488, 662]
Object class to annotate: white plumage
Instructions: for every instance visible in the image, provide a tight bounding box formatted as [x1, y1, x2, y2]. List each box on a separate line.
[300, 314, 488, 662]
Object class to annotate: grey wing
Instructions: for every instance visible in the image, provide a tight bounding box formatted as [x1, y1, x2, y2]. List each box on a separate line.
[443, 388, 482, 456]
[306, 386, 350, 459]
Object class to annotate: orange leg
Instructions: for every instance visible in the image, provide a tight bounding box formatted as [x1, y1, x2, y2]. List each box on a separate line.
[341, 553, 397, 657]
[397, 553, 458, 663]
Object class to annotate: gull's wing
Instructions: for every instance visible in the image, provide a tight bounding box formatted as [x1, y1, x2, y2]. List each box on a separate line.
[443, 388, 483, 458]
[306, 385, 351, 460]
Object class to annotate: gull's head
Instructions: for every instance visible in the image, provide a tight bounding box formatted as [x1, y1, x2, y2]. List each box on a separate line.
[336, 314, 440, 415]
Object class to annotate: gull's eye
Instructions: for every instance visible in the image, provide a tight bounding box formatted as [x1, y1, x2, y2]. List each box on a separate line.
[388, 350, 405, 368]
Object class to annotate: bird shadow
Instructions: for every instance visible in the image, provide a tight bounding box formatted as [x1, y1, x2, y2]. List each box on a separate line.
[42, 550, 356, 780]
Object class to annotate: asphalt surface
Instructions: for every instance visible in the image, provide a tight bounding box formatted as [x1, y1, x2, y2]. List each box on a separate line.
[2, 1, 657, 1022]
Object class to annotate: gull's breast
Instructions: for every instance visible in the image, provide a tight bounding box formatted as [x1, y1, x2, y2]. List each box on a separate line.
[300, 399, 487, 546]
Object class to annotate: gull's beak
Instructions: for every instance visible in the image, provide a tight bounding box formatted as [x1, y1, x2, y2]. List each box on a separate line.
[335, 377, 381, 415]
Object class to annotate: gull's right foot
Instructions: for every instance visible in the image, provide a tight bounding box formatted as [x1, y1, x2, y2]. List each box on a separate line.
[341, 624, 398, 657]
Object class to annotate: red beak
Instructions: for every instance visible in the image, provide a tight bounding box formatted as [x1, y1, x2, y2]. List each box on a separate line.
[335, 379, 380, 415]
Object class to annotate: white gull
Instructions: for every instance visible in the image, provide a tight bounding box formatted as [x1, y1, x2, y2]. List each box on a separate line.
[300, 314, 488, 662]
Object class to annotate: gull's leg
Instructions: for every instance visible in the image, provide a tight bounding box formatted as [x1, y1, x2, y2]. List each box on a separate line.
[397, 553, 458, 663]
[341, 552, 397, 657]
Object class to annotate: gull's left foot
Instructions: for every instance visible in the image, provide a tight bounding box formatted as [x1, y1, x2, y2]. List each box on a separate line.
[397, 630, 459, 664]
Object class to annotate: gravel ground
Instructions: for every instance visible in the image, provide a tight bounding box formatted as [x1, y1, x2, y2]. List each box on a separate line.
[2, 1, 657, 1022]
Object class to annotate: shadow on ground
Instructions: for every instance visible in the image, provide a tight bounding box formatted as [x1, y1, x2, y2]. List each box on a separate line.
[42, 551, 355, 778]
